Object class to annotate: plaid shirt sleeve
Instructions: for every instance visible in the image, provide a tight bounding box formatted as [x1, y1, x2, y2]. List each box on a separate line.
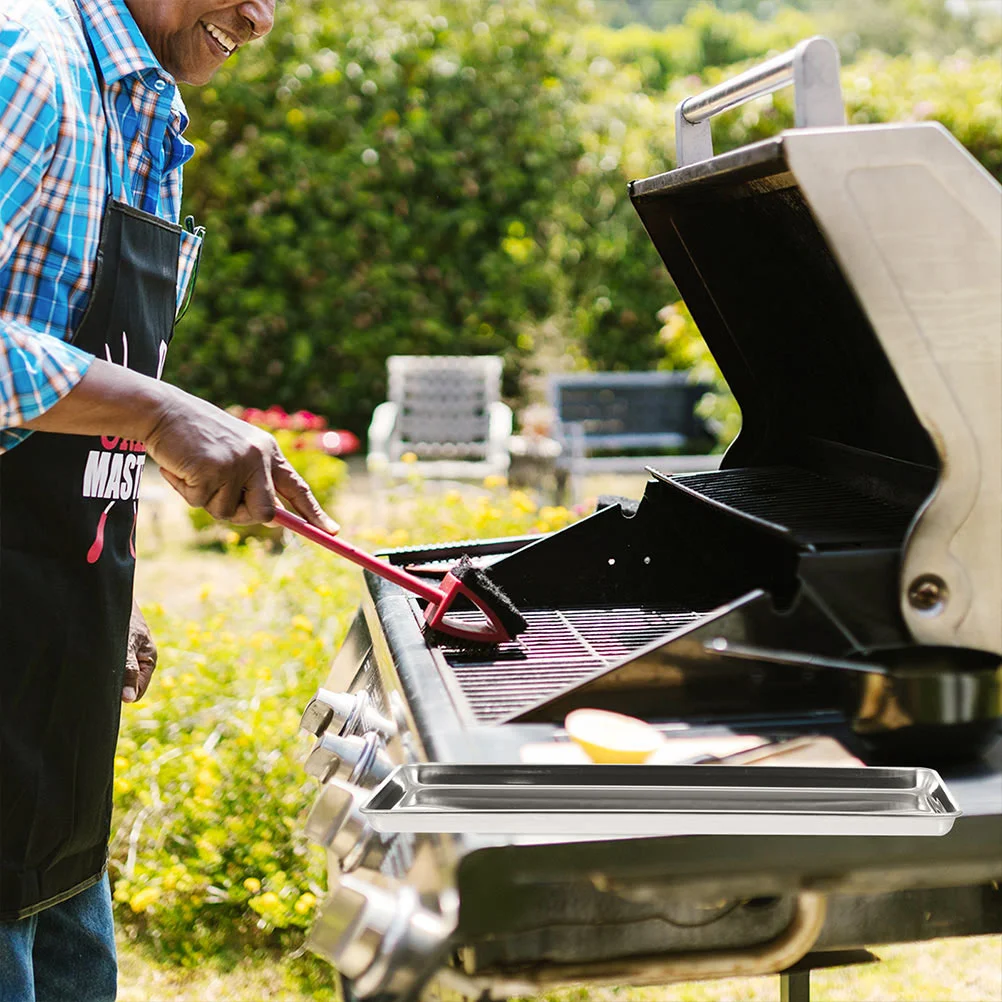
[0, 20, 94, 450]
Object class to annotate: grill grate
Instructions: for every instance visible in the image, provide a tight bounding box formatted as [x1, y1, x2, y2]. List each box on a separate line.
[437, 606, 708, 722]
[669, 466, 914, 547]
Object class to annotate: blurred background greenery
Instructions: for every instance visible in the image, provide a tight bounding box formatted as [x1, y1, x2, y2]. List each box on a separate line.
[169, 0, 1002, 438]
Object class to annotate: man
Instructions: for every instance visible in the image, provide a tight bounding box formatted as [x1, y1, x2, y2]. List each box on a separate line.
[0, 2, 335, 998]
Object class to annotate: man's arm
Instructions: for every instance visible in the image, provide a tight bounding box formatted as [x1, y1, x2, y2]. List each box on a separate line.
[27, 360, 337, 529]
[0, 20, 97, 450]
[1, 21, 334, 531]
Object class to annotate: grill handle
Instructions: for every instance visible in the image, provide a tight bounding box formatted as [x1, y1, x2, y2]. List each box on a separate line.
[675, 35, 845, 168]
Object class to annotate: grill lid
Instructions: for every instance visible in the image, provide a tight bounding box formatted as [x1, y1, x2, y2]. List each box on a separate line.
[629, 49, 1002, 655]
[630, 137, 938, 473]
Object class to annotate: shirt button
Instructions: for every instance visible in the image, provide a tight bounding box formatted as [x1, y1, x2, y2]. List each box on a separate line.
[154, 79, 166, 92]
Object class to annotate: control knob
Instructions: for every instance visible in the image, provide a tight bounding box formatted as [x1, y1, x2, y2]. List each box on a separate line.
[300, 689, 396, 740]
[304, 779, 389, 872]
[305, 731, 394, 788]
[307, 875, 451, 999]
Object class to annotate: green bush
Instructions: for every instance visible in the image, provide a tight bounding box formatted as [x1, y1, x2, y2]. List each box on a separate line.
[172, 0, 585, 434]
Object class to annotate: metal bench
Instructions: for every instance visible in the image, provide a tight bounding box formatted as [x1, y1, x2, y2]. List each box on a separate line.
[367, 355, 512, 484]
[549, 371, 720, 500]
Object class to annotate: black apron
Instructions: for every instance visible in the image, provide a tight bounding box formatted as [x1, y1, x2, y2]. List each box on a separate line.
[0, 26, 197, 919]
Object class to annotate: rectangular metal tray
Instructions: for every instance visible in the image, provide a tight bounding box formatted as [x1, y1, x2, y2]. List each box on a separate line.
[360, 763, 961, 837]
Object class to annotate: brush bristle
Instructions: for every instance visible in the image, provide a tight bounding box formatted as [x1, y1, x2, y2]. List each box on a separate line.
[446, 556, 529, 637]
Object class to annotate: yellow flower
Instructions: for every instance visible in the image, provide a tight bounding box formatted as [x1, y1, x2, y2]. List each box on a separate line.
[160, 675, 176, 689]
[243, 877, 261, 894]
[114, 776, 132, 796]
[510, 490, 536, 514]
[198, 584, 212, 602]
[401, 451, 418, 464]
[483, 474, 507, 489]
[114, 755, 129, 770]
[294, 892, 317, 915]
[291, 615, 313, 633]
[129, 886, 160, 913]
[251, 891, 281, 914]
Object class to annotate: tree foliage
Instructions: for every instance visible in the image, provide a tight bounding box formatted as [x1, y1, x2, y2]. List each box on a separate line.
[173, 0, 585, 431]
[171, 0, 1002, 435]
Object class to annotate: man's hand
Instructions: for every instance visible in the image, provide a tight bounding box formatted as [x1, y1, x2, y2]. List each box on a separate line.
[124, 600, 157, 703]
[24, 360, 339, 534]
[145, 384, 338, 532]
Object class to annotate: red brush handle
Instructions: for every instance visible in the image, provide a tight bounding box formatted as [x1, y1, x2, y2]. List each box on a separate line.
[272, 508, 446, 604]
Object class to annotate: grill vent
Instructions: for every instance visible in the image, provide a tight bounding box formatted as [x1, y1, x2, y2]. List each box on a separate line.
[438, 606, 707, 722]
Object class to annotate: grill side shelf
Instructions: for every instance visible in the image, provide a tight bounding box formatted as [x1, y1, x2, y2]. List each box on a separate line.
[360, 763, 960, 837]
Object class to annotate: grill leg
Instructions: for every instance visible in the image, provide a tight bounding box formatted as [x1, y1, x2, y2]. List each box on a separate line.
[780, 969, 811, 1002]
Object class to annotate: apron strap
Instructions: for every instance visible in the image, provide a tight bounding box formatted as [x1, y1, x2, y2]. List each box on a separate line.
[75, 1, 129, 204]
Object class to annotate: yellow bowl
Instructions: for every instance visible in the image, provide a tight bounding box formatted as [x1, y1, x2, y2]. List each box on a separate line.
[564, 708, 666, 764]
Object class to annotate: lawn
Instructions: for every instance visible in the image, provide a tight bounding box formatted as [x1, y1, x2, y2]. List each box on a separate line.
[115, 933, 1002, 1001]
[120, 465, 1001, 1002]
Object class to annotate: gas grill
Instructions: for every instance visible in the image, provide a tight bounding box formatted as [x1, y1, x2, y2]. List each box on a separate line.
[296, 38, 1002, 1002]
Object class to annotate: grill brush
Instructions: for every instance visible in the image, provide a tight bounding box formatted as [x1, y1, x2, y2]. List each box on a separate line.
[273, 508, 527, 644]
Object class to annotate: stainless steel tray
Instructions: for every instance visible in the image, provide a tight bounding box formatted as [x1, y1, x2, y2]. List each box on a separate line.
[360, 764, 961, 837]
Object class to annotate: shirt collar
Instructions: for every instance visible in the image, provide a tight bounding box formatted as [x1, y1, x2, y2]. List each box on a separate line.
[75, 0, 170, 86]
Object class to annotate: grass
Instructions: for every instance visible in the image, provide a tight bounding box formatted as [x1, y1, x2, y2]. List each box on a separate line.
[115, 933, 1002, 1001]
[123, 466, 1001, 1002]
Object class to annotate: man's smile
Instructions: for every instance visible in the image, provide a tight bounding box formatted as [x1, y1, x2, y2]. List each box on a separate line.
[201, 20, 238, 57]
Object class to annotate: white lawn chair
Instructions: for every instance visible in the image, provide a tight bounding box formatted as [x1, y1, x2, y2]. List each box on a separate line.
[367, 356, 513, 483]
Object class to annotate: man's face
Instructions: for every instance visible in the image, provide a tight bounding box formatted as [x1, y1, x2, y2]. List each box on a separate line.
[125, 1, 276, 85]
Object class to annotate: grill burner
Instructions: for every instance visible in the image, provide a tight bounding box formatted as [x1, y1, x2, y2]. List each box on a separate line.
[668, 466, 915, 548]
[437, 606, 708, 722]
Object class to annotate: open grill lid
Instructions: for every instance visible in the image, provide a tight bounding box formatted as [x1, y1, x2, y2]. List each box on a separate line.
[629, 138, 939, 479]
[628, 38, 1002, 655]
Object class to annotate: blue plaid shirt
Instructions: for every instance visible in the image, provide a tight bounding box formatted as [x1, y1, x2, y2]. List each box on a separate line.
[0, 0, 200, 453]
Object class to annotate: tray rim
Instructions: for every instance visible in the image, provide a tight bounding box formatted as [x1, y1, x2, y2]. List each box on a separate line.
[358, 763, 962, 837]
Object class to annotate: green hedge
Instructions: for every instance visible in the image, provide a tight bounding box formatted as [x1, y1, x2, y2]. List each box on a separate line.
[170, 1, 1001, 433]
[554, 7, 1001, 375]
[173, 0, 584, 432]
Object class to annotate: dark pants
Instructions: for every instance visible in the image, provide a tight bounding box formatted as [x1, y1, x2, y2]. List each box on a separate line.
[0, 875, 117, 1002]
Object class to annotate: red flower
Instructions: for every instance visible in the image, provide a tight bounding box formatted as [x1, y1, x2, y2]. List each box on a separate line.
[296, 410, 327, 431]
[262, 406, 290, 430]
[320, 430, 360, 456]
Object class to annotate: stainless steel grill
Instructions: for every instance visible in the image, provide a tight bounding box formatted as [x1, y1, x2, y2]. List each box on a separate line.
[297, 40, 1002, 1002]
[438, 606, 709, 722]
